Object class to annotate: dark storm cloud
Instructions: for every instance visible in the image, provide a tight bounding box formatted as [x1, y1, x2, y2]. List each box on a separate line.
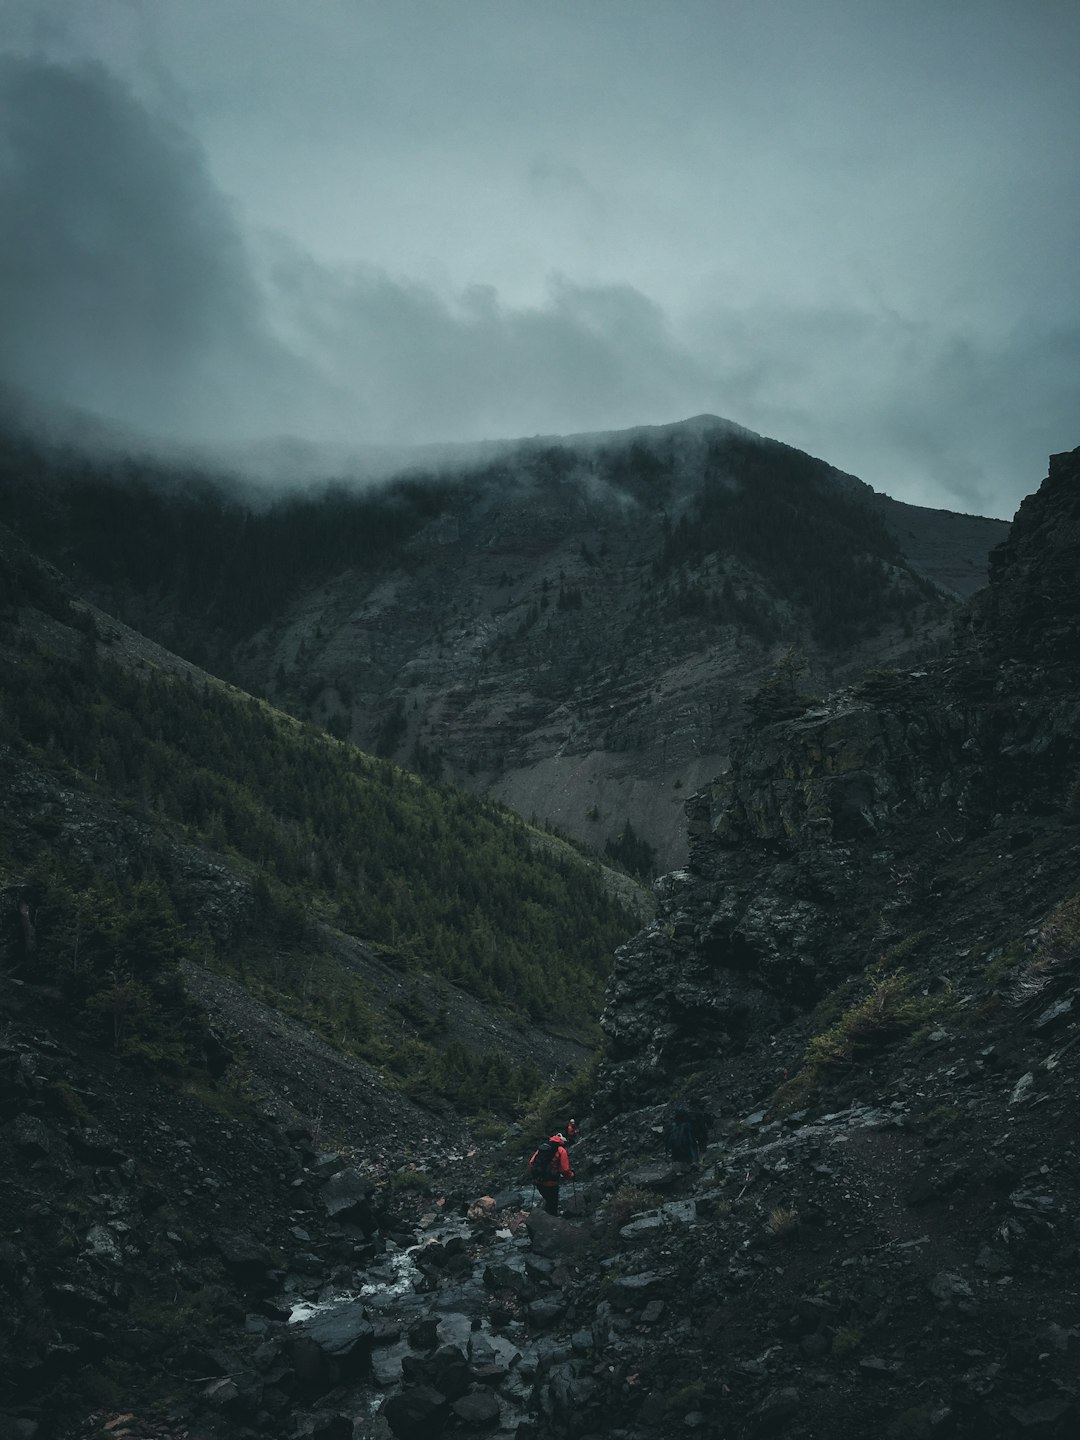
[0, 54, 715, 452]
[1, 1, 1077, 520]
[0, 54, 315, 441]
[269, 248, 711, 443]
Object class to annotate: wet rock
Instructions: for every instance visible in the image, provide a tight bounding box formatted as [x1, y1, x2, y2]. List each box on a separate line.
[371, 1347, 405, 1387]
[622, 1161, 683, 1190]
[213, 1230, 275, 1284]
[1010, 1188, 1057, 1214]
[451, 1390, 501, 1427]
[975, 1245, 1011, 1274]
[418, 1240, 448, 1269]
[620, 1199, 697, 1240]
[289, 1299, 374, 1387]
[524, 1254, 554, 1282]
[69, 1127, 127, 1165]
[202, 1376, 240, 1409]
[381, 1385, 449, 1440]
[1030, 997, 1073, 1034]
[928, 1271, 973, 1303]
[543, 1361, 597, 1425]
[370, 1317, 403, 1346]
[445, 1250, 475, 1277]
[46, 1281, 108, 1317]
[525, 1210, 594, 1258]
[321, 1168, 377, 1232]
[84, 1224, 124, 1265]
[7, 1115, 52, 1155]
[527, 1297, 567, 1329]
[859, 1356, 901, 1377]
[289, 1251, 326, 1276]
[402, 1344, 472, 1400]
[407, 1317, 440, 1350]
[751, 1387, 801, 1435]
[1008, 1397, 1073, 1428]
[605, 1271, 673, 1312]
[483, 1262, 526, 1295]
[296, 1411, 354, 1438]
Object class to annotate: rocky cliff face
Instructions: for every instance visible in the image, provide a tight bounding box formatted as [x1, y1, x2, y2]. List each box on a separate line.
[600, 445, 1080, 1106]
[562, 448, 1080, 1440]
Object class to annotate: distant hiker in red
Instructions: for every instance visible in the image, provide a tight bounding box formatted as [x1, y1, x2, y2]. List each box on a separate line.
[529, 1132, 573, 1215]
[567, 1118, 579, 1143]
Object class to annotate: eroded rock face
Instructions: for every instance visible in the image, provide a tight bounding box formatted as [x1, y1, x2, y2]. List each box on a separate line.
[600, 447, 1080, 1108]
[974, 447, 1080, 666]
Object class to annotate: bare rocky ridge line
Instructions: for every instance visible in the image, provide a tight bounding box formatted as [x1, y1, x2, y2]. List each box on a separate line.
[230, 419, 1006, 872]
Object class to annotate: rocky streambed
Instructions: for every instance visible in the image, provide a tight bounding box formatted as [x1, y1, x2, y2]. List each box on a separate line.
[188, 1166, 611, 1440]
[16, 1020, 1080, 1440]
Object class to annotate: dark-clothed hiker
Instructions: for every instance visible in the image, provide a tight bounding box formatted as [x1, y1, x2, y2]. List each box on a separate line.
[665, 1104, 699, 1164]
[529, 1132, 573, 1215]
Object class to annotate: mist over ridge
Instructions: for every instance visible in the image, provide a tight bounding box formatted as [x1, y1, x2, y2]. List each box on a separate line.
[1, 14, 1078, 519]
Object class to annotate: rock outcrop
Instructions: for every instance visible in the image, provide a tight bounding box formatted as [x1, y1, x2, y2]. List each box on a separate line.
[564, 446, 1080, 1439]
[600, 446, 1080, 1107]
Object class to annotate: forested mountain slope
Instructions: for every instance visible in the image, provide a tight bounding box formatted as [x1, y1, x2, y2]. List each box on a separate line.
[0, 528, 644, 1110]
[0, 416, 1008, 872]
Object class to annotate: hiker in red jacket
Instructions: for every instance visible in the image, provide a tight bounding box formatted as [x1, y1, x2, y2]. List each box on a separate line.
[529, 1132, 573, 1215]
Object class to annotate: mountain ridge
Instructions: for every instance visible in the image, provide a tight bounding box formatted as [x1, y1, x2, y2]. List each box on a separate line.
[0, 415, 1008, 871]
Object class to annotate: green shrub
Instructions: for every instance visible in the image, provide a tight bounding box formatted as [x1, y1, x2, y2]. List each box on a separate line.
[770, 963, 947, 1115]
[805, 967, 940, 1070]
[767, 1204, 799, 1238]
[606, 1184, 660, 1227]
[831, 1326, 863, 1357]
[390, 1167, 430, 1191]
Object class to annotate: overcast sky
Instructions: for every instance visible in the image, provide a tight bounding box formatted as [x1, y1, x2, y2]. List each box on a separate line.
[1, 1, 1078, 517]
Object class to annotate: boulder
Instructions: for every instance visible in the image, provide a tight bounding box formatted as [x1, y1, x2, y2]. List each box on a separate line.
[525, 1210, 595, 1258]
[212, 1231, 275, 1285]
[451, 1390, 501, 1427]
[320, 1168, 378, 1232]
[527, 1298, 566, 1329]
[407, 1317, 440, 1350]
[752, 1387, 801, 1436]
[289, 1299, 374, 1387]
[400, 1345, 471, 1400]
[483, 1262, 526, 1295]
[605, 1271, 674, 1312]
[381, 1385, 449, 1440]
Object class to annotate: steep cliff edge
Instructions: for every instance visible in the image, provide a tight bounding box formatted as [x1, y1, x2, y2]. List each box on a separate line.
[600, 445, 1080, 1107]
[566, 450, 1080, 1439]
